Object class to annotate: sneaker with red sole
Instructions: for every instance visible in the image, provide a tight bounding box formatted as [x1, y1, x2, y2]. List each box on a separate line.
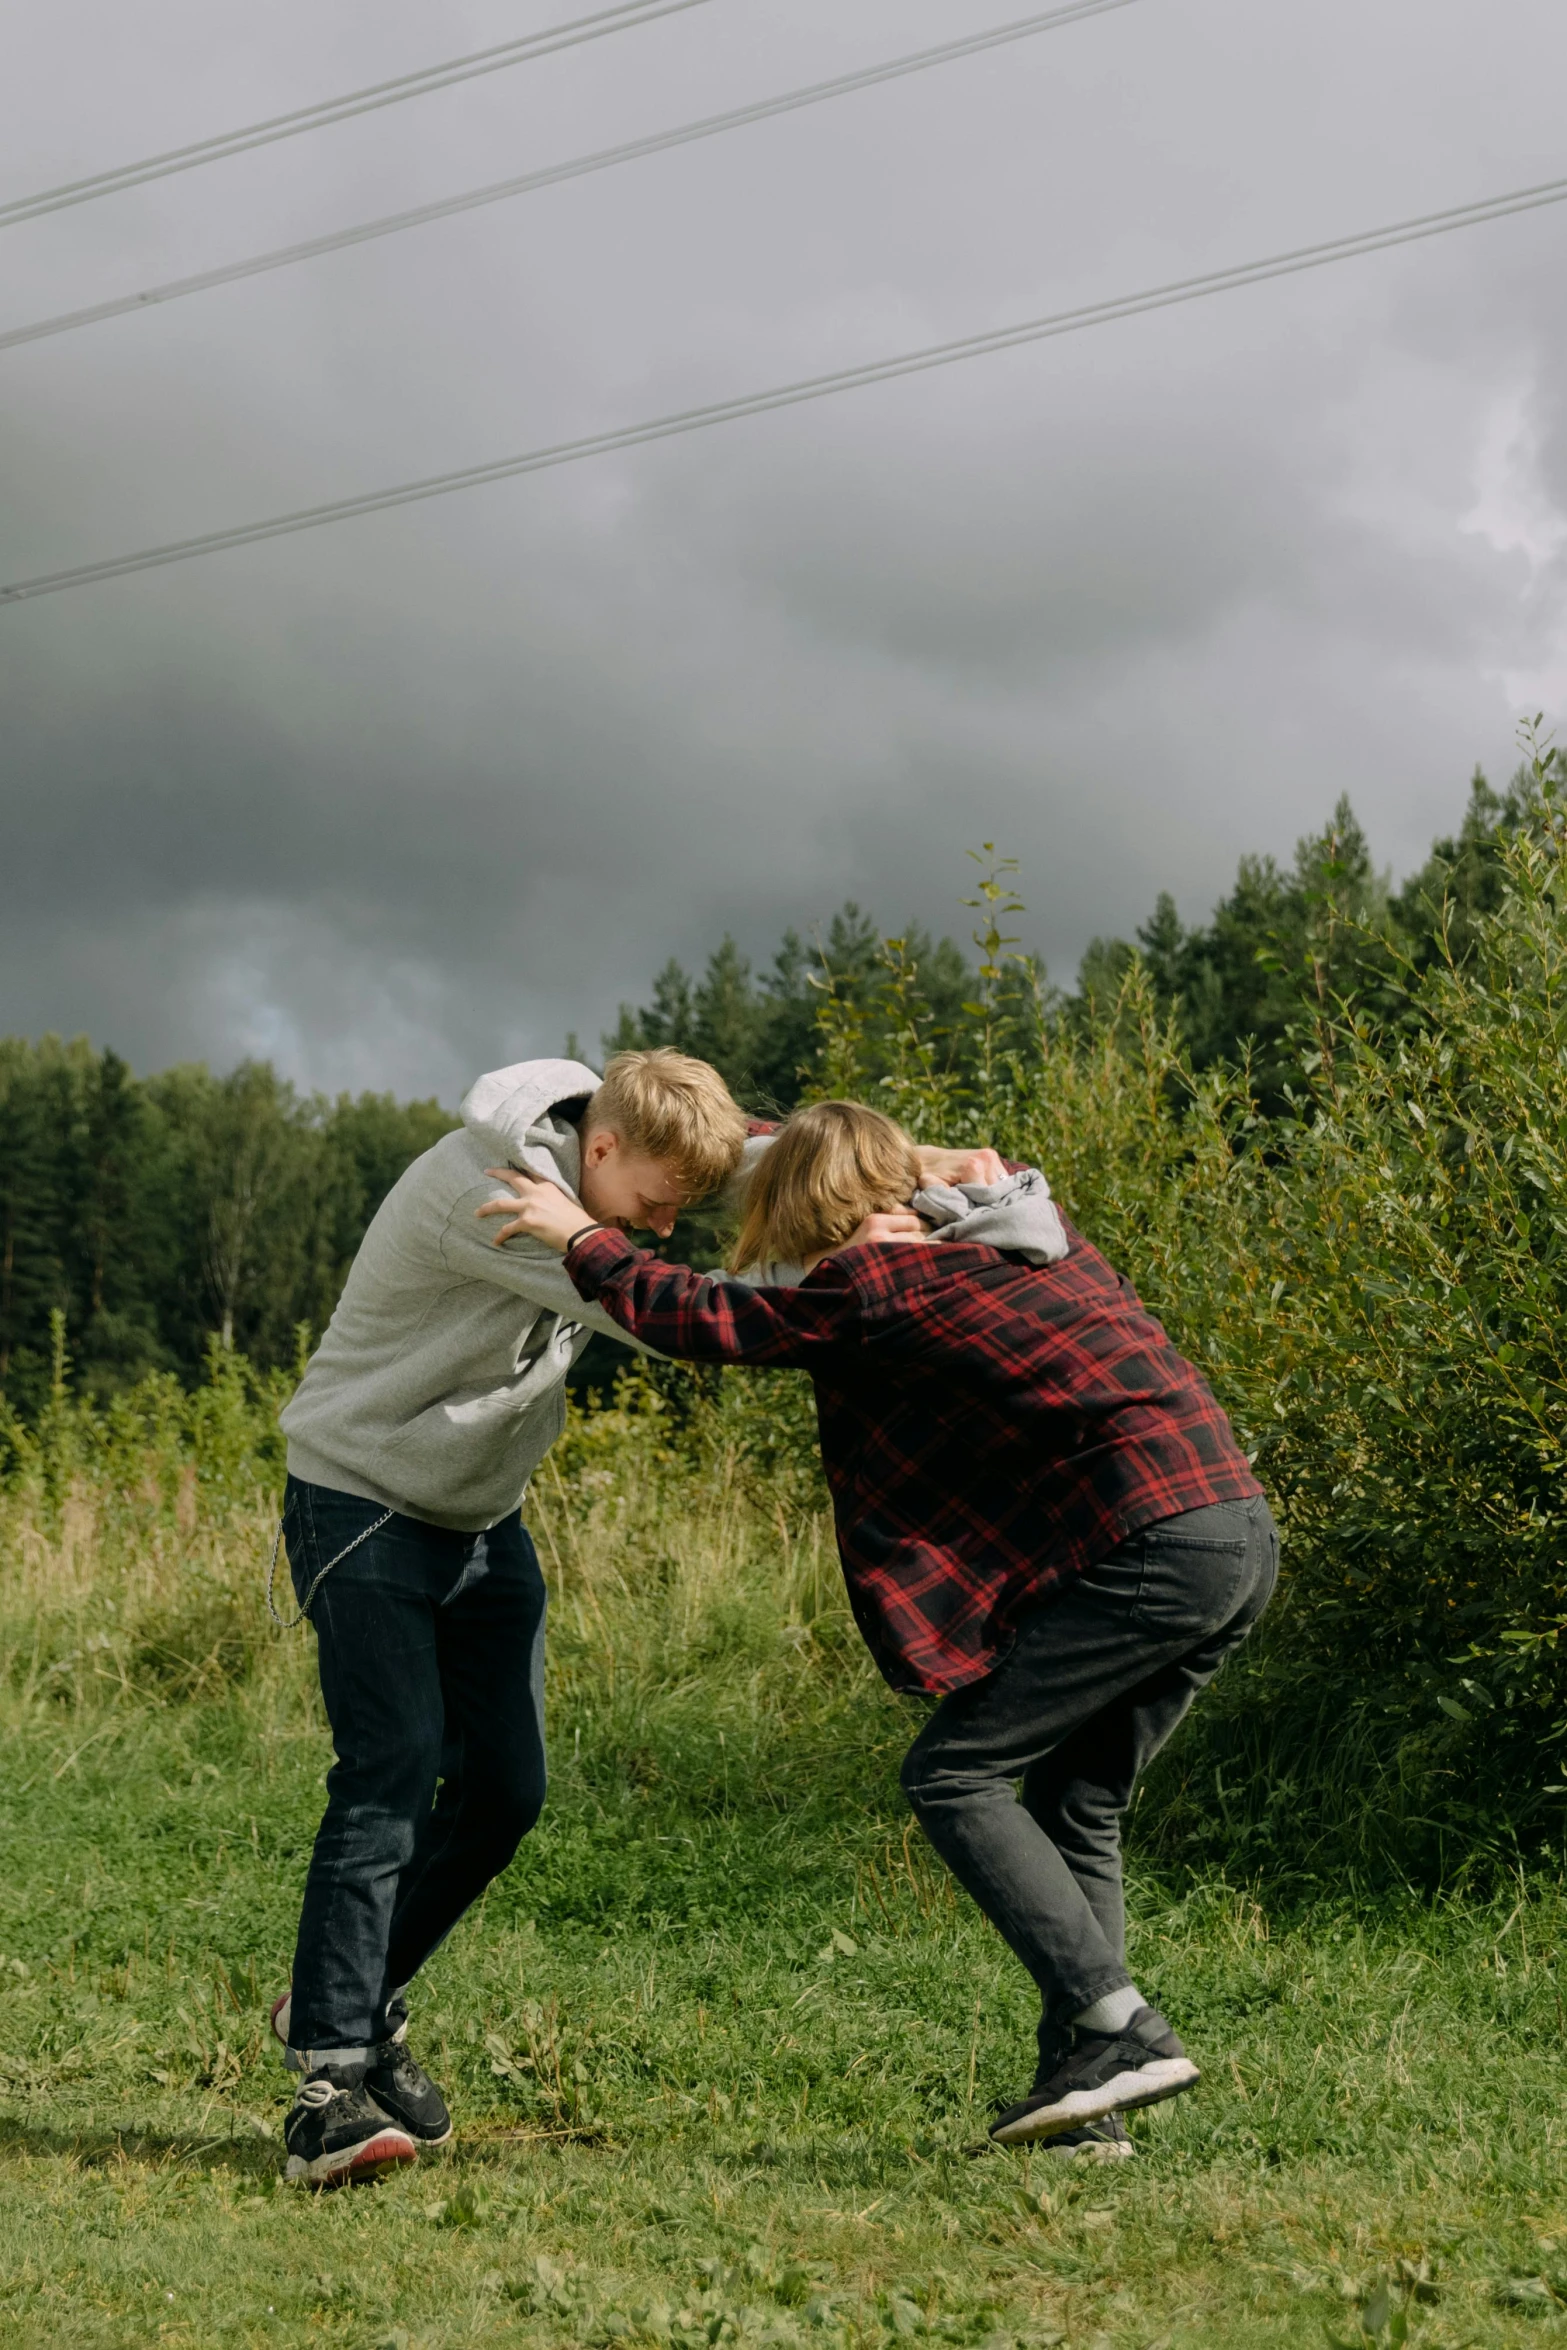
[270, 1990, 450, 2145]
[283, 2067, 417, 2188]
[366, 2027, 453, 2148]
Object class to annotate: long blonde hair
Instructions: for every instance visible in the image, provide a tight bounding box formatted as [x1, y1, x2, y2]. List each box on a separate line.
[729, 1100, 921, 1274]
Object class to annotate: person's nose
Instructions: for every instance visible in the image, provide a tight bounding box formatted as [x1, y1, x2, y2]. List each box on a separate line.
[649, 1207, 677, 1237]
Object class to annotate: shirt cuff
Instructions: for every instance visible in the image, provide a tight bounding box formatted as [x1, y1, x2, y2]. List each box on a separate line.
[563, 1226, 639, 1295]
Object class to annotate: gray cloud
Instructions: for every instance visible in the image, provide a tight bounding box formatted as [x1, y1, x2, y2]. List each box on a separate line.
[2, 0, 1565, 1096]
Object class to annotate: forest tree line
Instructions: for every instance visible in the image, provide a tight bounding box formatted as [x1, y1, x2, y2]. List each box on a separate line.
[0, 755, 1544, 1418]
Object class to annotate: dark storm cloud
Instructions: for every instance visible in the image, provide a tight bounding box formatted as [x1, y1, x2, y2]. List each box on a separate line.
[1, 0, 1565, 1095]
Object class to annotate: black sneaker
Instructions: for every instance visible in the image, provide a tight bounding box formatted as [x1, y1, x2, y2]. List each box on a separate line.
[989, 2005, 1198, 2145]
[283, 2067, 418, 2188]
[366, 2025, 453, 2147]
[1041, 2113, 1136, 2161]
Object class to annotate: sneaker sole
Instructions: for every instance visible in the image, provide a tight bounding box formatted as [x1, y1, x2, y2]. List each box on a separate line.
[387, 2116, 454, 2148]
[990, 2056, 1199, 2145]
[284, 2127, 418, 2189]
[1046, 2134, 1138, 2161]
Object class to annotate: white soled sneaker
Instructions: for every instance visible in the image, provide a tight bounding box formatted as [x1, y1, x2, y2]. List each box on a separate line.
[990, 2006, 1198, 2145]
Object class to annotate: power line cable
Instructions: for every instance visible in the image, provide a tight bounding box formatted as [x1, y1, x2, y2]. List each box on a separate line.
[0, 0, 717, 231]
[0, 0, 1137, 356]
[4, 168, 1564, 608]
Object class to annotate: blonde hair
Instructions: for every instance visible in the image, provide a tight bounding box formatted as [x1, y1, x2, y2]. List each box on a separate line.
[584, 1048, 748, 1200]
[729, 1100, 921, 1273]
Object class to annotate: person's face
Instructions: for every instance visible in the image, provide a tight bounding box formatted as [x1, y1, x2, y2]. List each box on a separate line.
[576, 1127, 688, 1238]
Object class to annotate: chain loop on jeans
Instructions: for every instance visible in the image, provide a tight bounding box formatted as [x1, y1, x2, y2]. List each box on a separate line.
[266, 1505, 395, 1628]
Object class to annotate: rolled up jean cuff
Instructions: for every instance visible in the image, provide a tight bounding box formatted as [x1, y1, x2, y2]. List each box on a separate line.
[290, 2043, 373, 2073]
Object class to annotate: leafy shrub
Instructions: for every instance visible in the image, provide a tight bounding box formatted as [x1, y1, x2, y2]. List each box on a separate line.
[803, 756, 1567, 1874]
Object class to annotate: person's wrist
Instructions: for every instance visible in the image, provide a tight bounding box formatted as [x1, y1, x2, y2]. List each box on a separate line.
[564, 1222, 603, 1253]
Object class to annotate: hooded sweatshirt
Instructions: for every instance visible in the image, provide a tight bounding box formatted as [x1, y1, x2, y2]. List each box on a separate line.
[280, 1058, 641, 1531]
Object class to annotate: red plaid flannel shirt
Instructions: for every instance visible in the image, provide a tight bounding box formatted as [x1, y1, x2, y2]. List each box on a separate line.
[565, 1218, 1262, 1695]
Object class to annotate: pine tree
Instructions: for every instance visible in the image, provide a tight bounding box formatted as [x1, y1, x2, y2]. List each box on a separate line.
[70, 1047, 170, 1398]
[0, 1042, 66, 1414]
[691, 938, 763, 1097]
[750, 930, 818, 1112]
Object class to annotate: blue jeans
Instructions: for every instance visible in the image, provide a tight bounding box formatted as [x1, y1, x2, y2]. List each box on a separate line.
[283, 1475, 548, 2060]
[901, 1496, 1277, 2046]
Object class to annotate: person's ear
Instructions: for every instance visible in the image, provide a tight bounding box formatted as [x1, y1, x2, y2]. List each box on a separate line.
[582, 1128, 617, 1170]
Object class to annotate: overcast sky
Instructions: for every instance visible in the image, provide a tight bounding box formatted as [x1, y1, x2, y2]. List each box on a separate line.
[2, 0, 1565, 1101]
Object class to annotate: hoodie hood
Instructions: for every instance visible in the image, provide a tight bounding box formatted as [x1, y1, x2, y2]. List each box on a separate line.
[460, 1057, 602, 1186]
[741, 1163, 1069, 1286]
[910, 1166, 1068, 1266]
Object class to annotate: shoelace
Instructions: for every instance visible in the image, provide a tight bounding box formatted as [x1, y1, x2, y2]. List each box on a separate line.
[296, 2077, 340, 2109]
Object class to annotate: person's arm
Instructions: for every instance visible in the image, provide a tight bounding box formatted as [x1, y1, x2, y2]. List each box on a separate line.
[911, 1145, 1012, 1185]
[565, 1230, 859, 1365]
[441, 1180, 657, 1349]
[475, 1167, 860, 1364]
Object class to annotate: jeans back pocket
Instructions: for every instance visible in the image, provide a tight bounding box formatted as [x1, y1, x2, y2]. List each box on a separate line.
[1133, 1506, 1255, 1640]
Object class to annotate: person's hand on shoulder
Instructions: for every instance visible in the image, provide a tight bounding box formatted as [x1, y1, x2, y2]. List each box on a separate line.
[476, 1167, 595, 1255]
[912, 1145, 1007, 1187]
[843, 1209, 932, 1249]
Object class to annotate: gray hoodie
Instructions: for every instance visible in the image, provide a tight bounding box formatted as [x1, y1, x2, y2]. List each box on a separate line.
[280, 1057, 638, 1531]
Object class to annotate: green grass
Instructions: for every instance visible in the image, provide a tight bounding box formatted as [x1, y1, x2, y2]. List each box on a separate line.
[4, 1685, 1567, 2350]
[4, 1420, 1567, 2348]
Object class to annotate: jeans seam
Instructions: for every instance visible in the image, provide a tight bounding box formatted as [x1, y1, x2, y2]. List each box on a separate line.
[1078, 1558, 1147, 1611]
[1138, 1535, 1249, 1553]
[294, 1481, 319, 1602]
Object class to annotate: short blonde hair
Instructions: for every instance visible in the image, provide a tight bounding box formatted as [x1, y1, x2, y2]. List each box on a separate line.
[730, 1100, 920, 1273]
[584, 1048, 748, 1200]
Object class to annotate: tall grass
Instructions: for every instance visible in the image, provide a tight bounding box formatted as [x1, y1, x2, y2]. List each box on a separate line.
[0, 1343, 893, 1868]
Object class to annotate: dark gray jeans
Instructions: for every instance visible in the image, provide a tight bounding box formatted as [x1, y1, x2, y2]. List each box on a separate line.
[901, 1495, 1277, 2045]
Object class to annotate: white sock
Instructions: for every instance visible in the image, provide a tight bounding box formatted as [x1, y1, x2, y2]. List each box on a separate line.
[1072, 1985, 1144, 2035]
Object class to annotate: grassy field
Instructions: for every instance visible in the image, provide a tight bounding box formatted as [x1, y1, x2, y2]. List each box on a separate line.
[3, 1409, 1567, 2348]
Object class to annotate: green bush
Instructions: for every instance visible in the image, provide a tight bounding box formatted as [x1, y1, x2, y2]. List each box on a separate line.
[798, 770, 1567, 1874]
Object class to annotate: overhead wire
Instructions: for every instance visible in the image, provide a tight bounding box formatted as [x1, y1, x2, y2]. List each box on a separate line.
[0, 0, 717, 231]
[4, 167, 1565, 607]
[0, 0, 1138, 356]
